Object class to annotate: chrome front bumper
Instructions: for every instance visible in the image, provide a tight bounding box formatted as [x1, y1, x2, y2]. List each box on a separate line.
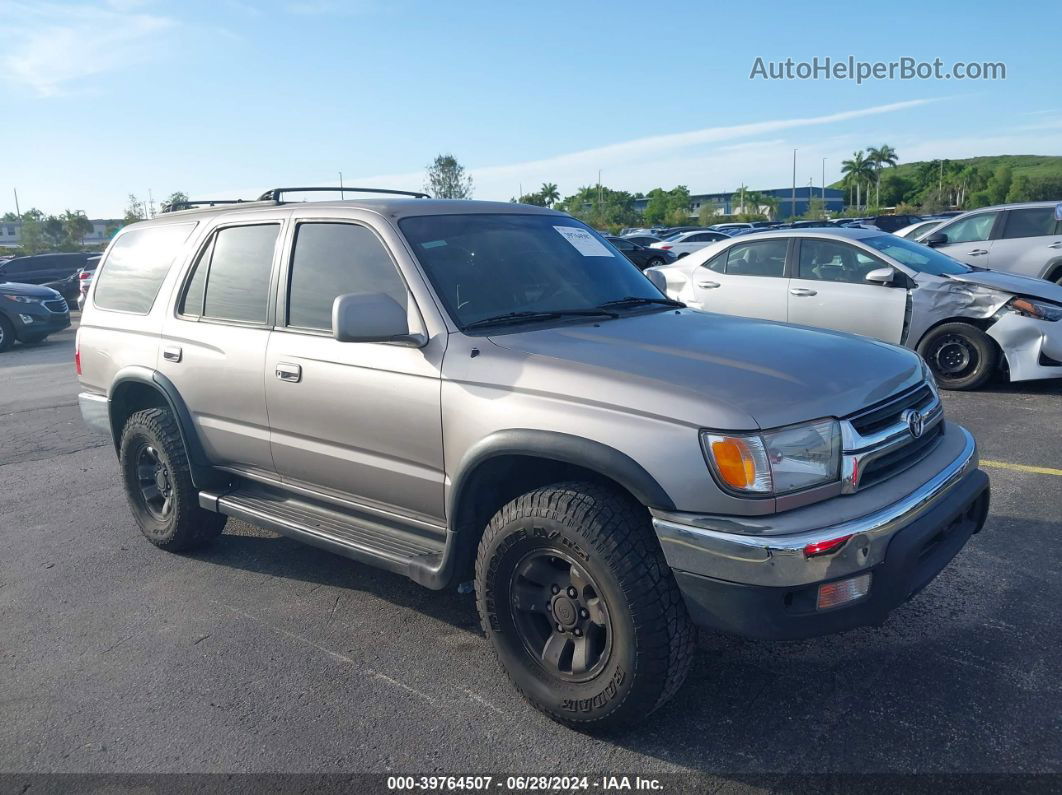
[653, 425, 980, 588]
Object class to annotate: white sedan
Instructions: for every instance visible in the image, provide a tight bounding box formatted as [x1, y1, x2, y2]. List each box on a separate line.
[646, 227, 1062, 390]
[649, 229, 730, 258]
[895, 219, 945, 239]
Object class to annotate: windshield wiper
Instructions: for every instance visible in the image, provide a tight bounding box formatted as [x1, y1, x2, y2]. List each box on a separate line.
[463, 308, 618, 330]
[597, 296, 685, 310]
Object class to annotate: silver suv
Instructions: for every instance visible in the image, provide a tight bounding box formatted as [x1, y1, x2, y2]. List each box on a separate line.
[77, 189, 990, 729]
[919, 200, 1062, 284]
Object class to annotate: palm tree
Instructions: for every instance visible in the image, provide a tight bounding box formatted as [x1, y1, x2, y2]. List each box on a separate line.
[540, 182, 560, 208]
[866, 144, 899, 208]
[841, 151, 874, 210]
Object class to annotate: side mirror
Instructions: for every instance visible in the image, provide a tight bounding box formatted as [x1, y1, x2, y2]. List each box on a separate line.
[924, 232, 948, 247]
[864, 266, 896, 285]
[332, 293, 424, 346]
[645, 268, 668, 293]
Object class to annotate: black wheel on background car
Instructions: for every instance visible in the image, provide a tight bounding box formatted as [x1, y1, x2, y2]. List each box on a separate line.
[0, 315, 14, 353]
[917, 322, 999, 391]
[475, 482, 695, 729]
[119, 407, 226, 551]
[645, 257, 665, 269]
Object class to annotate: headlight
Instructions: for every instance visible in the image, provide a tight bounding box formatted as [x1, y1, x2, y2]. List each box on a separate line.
[701, 418, 841, 496]
[1007, 297, 1062, 322]
[2, 294, 42, 304]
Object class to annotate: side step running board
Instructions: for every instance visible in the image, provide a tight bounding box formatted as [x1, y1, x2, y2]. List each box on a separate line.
[199, 485, 456, 589]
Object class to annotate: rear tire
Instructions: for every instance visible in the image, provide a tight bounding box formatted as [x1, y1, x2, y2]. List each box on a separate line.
[475, 482, 694, 730]
[119, 407, 226, 551]
[917, 322, 998, 391]
[0, 315, 14, 352]
[645, 257, 665, 269]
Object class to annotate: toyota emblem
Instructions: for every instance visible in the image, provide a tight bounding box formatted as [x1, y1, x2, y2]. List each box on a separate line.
[903, 408, 925, 439]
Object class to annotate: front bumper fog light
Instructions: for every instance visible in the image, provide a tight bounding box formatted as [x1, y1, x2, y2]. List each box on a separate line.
[816, 573, 872, 610]
[19, 314, 34, 324]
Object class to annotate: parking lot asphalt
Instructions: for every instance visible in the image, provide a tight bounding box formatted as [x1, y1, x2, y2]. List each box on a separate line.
[1, 318, 1059, 781]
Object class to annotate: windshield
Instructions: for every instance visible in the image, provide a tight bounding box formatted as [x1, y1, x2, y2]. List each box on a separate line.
[399, 214, 664, 329]
[862, 234, 971, 276]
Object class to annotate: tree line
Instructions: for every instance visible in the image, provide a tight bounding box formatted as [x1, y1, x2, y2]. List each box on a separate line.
[840, 147, 1062, 214]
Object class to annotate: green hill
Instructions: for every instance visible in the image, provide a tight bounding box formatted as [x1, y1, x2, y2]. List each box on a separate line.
[830, 154, 1062, 210]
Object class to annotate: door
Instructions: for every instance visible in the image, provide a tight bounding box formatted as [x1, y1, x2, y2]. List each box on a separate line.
[932, 210, 1001, 266]
[265, 220, 445, 523]
[990, 207, 1062, 278]
[691, 238, 789, 321]
[158, 221, 283, 476]
[787, 238, 906, 343]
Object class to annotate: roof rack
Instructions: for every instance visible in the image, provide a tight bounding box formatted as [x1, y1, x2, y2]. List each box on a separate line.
[161, 199, 249, 213]
[257, 186, 431, 203]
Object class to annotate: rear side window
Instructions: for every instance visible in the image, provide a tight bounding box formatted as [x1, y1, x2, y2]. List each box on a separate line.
[725, 239, 788, 277]
[180, 224, 279, 324]
[287, 223, 407, 331]
[1001, 208, 1056, 239]
[93, 223, 197, 314]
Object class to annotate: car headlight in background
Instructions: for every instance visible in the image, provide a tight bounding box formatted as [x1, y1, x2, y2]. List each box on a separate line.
[2, 294, 42, 304]
[1007, 297, 1062, 322]
[701, 418, 841, 496]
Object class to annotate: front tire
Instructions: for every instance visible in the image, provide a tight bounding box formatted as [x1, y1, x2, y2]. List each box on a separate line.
[917, 322, 998, 390]
[475, 482, 694, 729]
[645, 257, 665, 269]
[119, 408, 226, 551]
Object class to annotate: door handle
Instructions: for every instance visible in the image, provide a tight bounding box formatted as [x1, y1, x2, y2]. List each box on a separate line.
[275, 362, 302, 383]
[1049, 242, 1062, 249]
[162, 346, 182, 363]
[967, 249, 988, 256]
[696, 280, 721, 289]
[789, 288, 817, 297]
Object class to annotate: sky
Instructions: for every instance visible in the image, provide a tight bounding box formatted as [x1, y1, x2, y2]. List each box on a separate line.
[0, 0, 1059, 218]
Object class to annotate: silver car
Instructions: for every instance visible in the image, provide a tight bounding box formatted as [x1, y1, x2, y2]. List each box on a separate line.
[647, 227, 1062, 390]
[78, 192, 989, 729]
[917, 201, 1062, 284]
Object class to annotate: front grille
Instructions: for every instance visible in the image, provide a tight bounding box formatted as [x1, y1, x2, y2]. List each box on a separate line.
[43, 298, 68, 313]
[848, 383, 934, 436]
[859, 422, 944, 488]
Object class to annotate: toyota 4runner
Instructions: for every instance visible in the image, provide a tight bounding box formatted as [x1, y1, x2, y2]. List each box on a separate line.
[77, 188, 990, 729]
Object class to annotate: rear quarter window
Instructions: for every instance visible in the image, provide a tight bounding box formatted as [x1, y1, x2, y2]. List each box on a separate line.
[93, 223, 197, 314]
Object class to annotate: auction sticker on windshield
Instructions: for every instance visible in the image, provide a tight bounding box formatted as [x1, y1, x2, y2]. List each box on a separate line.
[554, 226, 614, 257]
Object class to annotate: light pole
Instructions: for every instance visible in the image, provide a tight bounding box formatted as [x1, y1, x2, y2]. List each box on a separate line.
[791, 149, 797, 221]
[822, 158, 827, 204]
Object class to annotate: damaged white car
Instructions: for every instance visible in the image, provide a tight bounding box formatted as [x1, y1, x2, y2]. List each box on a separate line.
[645, 227, 1062, 390]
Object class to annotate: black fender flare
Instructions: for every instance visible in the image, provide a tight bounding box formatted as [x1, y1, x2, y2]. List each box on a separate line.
[448, 429, 677, 525]
[107, 366, 218, 488]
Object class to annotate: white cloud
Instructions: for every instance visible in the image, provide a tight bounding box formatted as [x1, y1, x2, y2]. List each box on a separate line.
[0, 1, 176, 96]
[339, 99, 941, 198]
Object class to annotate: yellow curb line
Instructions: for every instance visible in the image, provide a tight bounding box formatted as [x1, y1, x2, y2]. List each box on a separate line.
[981, 459, 1062, 477]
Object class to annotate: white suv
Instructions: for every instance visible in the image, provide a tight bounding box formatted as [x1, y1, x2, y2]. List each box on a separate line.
[919, 201, 1062, 284]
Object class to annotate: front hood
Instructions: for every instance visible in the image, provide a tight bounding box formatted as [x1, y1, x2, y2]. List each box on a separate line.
[0, 281, 59, 298]
[486, 310, 922, 429]
[948, 270, 1062, 303]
